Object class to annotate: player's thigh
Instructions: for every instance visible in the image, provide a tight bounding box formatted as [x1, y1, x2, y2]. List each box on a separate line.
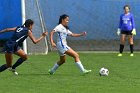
[120, 34, 126, 41]
[120, 34, 126, 43]
[15, 49, 28, 60]
[65, 48, 79, 58]
[128, 35, 133, 43]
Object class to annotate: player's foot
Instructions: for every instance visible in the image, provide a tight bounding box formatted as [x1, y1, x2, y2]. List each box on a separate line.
[130, 53, 134, 57]
[82, 69, 92, 74]
[8, 68, 18, 75]
[118, 53, 122, 57]
[48, 69, 54, 75]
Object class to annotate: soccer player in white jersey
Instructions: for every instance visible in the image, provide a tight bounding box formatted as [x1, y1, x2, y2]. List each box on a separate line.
[48, 14, 91, 75]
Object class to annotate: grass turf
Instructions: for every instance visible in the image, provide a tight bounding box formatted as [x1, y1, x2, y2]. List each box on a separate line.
[0, 52, 140, 93]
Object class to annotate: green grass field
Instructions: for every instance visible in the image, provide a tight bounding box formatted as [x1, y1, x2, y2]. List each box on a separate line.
[0, 52, 140, 93]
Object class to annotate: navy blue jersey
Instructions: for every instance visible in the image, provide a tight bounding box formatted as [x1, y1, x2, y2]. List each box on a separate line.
[9, 26, 29, 45]
[3, 26, 29, 53]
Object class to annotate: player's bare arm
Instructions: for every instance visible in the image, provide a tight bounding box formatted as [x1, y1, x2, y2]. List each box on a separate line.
[70, 32, 86, 37]
[50, 30, 56, 47]
[28, 30, 48, 44]
[0, 27, 16, 33]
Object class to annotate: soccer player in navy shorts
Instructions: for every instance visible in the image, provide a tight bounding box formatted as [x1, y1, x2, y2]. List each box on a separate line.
[0, 19, 48, 75]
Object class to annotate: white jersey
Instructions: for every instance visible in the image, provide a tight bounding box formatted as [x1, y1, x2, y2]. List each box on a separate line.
[53, 24, 72, 56]
[53, 24, 72, 46]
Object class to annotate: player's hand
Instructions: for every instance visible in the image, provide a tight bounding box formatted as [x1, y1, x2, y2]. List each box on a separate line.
[81, 32, 87, 36]
[51, 42, 56, 48]
[42, 31, 48, 37]
[117, 28, 121, 36]
[131, 29, 136, 35]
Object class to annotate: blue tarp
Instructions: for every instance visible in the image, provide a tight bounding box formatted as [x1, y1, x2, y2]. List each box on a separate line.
[0, 0, 22, 40]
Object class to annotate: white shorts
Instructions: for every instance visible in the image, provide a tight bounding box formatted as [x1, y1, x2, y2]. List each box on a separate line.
[56, 42, 70, 56]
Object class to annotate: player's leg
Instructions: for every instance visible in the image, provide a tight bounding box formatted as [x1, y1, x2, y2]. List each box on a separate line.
[128, 35, 134, 56]
[118, 34, 126, 56]
[0, 53, 13, 72]
[57, 55, 66, 65]
[8, 49, 27, 75]
[12, 49, 27, 69]
[65, 48, 91, 74]
[49, 55, 66, 74]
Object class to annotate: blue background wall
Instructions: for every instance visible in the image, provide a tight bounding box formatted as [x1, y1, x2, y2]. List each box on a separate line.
[0, 0, 22, 40]
[0, 0, 140, 40]
[40, 0, 140, 40]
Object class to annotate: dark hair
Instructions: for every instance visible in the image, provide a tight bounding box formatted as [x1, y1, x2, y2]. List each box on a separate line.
[58, 14, 69, 24]
[58, 14, 69, 29]
[124, 5, 130, 10]
[23, 19, 34, 27]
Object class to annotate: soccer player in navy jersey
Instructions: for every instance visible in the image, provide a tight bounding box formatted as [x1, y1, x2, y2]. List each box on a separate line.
[117, 5, 136, 57]
[0, 19, 48, 75]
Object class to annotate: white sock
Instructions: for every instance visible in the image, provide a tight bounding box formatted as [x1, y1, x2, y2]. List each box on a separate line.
[75, 61, 85, 72]
[51, 63, 59, 72]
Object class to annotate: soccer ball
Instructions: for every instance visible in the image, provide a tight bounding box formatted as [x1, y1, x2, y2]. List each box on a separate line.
[99, 67, 109, 76]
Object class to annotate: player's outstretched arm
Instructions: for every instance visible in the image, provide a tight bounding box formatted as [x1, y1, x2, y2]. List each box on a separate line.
[0, 27, 16, 34]
[28, 30, 48, 44]
[71, 32, 86, 37]
[50, 30, 56, 47]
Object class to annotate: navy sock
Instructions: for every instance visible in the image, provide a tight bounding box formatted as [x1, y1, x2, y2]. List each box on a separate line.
[0, 64, 8, 72]
[119, 44, 124, 53]
[12, 58, 26, 69]
[130, 44, 134, 53]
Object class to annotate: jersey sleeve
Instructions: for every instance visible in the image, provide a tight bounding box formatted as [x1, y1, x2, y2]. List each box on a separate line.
[67, 30, 73, 35]
[15, 26, 20, 30]
[53, 25, 59, 32]
[131, 14, 135, 29]
[119, 15, 123, 29]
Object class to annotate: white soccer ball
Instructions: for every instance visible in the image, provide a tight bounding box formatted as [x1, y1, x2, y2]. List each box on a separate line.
[99, 67, 109, 76]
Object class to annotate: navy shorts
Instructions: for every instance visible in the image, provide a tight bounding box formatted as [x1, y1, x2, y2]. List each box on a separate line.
[3, 41, 21, 53]
[121, 30, 132, 35]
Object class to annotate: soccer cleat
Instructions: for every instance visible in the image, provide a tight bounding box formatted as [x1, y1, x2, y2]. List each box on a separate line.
[118, 53, 122, 57]
[130, 53, 134, 57]
[82, 69, 92, 74]
[8, 68, 18, 75]
[48, 69, 54, 75]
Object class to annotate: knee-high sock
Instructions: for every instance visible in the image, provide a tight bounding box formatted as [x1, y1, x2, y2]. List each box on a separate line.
[75, 61, 85, 72]
[51, 63, 59, 73]
[119, 44, 124, 53]
[130, 44, 134, 53]
[0, 64, 8, 72]
[12, 58, 26, 69]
